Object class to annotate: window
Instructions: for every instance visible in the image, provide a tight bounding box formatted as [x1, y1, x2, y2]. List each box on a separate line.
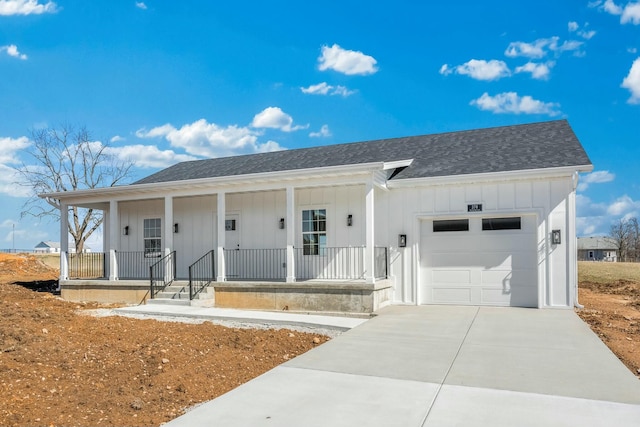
[143, 218, 162, 257]
[433, 219, 469, 232]
[482, 217, 521, 231]
[225, 219, 236, 231]
[302, 209, 326, 255]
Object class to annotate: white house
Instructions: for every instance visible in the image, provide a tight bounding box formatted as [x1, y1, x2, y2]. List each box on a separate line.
[34, 241, 61, 253]
[577, 237, 618, 262]
[41, 120, 592, 311]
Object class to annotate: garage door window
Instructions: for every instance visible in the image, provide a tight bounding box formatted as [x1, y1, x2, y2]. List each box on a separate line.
[433, 219, 469, 232]
[482, 217, 521, 231]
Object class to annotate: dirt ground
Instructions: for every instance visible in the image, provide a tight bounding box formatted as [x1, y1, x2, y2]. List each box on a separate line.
[2, 255, 639, 426]
[576, 261, 640, 379]
[0, 253, 329, 427]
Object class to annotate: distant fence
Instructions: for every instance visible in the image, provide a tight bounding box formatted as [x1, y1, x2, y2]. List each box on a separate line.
[0, 249, 39, 254]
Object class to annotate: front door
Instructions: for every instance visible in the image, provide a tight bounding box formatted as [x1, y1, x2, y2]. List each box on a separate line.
[225, 214, 240, 278]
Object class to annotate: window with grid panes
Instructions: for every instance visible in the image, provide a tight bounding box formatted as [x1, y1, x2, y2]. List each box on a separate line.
[143, 218, 162, 257]
[302, 209, 326, 255]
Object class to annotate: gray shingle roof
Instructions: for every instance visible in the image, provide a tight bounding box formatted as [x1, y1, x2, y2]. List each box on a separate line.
[134, 120, 591, 185]
[577, 237, 617, 250]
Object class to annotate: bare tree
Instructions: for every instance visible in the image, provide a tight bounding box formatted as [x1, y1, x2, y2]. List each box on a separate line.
[609, 218, 638, 262]
[629, 217, 640, 262]
[17, 125, 133, 253]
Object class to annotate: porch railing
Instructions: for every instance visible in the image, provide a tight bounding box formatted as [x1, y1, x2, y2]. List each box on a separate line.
[116, 251, 161, 279]
[67, 252, 106, 279]
[295, 247, 365, 280]
[189, 250, 216, 300]
[224, 249, 286, 280]
[150, 251, 176, 299]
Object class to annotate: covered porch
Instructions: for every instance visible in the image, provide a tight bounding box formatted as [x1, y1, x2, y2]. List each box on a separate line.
[51, 161, 398, 313]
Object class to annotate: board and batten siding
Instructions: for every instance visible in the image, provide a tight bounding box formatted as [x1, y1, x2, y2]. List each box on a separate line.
[377, 176, 576, 308]
[295, 185, 366, 249]
[116, 186, 367, 278]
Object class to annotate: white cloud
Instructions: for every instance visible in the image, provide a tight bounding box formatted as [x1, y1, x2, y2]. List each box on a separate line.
[505, 36, 583, 58]
[301, 82, 355, 97]
[104, 145, 197, 169]
[576, 193, 614, 236]
[514, 61, 555, 80]
[606, 194, 640, 217]
[621, 57, 640, 103]
[604, 0, 624, 14]
[569, 21, 597, 39]
[579, 29, 597, 39]
[577, 170, 615, 191]
[0, 136, 30, 164]
[0, 0, 57, 15]
[110, 135, 124, 143]
[0, 164, 30, 197]
[135, 1, 147, 9]
[0, 136, 32, 196]
[629, 47, 638, 53]
[600, 0, 640, 24]
[452, 59, 511, 81]
[470, 92, 561, 116]
[439, 64, 452, 76]
[251, 107, 307, 132]
[505, 38, 551, 58]
[309, 125, 332, 138]
[1, 44, 27, 60]
[318, 44, 378, 76]
[137, 118, 285, 158]
[255, 140, 284, 153]
[622, 3, 640, 24]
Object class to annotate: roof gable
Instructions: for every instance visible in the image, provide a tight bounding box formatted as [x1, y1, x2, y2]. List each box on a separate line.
[134, 120, 592, 185]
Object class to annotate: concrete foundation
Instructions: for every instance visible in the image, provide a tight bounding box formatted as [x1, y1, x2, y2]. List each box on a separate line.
[60, 279, 393, 314]
[214, 280, 393, 313]
[60, 280, 150, 305]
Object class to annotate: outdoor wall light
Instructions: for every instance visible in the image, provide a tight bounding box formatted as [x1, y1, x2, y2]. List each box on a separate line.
[347, 214, 353, 226]
[174, 223, 179, 233]
[123, 226, 129, 236]
[398, 234, 407, 248]
[551, 229, 562, 245]
[279, 218, 285, 229]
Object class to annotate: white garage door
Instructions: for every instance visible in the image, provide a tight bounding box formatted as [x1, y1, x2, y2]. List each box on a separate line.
[419, 215, 538, 307]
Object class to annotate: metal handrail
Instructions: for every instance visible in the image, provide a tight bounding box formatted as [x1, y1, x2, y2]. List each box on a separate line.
[149, 251, 176, 299]
[189, 250, 215, 300]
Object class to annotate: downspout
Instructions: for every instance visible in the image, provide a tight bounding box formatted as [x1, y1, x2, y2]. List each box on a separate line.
[572, 171, 584, 309]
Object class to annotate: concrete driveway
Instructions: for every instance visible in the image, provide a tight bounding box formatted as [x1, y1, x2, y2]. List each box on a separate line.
[165, 305, 640, 427]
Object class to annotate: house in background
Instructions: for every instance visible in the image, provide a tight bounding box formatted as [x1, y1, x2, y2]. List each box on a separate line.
[577, 237, 618, 262]
[34, 241, 61, 253]
[40, 120, 592, 311]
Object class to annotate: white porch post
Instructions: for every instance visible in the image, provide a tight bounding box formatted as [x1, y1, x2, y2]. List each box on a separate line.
[286, 186, 296, 282]
[164, 196, 174, 281]
[216, 192, 226, 281]
[108, 200, 118, 280]
[59, 203, 69, 280]
[365, 177, 376, 284]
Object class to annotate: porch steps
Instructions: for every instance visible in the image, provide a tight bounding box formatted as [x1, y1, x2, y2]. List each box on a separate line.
[147, 281, 215, 306]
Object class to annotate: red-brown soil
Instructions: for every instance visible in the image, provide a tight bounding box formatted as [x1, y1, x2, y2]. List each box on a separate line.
[576, 262, 640, 379]
[0, 253, 329, 427]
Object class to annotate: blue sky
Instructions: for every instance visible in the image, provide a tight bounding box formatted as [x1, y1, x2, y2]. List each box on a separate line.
[0, 0, 639, 250]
